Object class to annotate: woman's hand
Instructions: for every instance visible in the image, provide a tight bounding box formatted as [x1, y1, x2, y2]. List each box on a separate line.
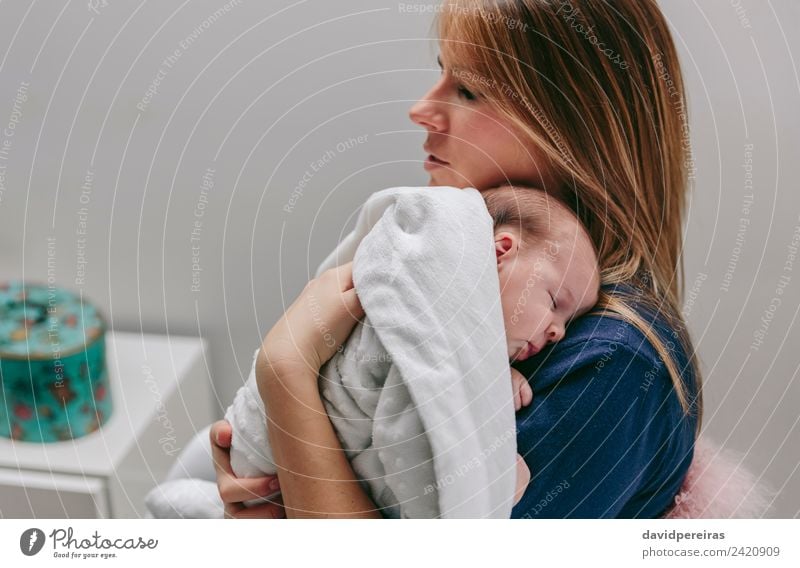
[214, 261, 377, 518]
[260, 261, 364, 378]
[210, 420, 285, 519]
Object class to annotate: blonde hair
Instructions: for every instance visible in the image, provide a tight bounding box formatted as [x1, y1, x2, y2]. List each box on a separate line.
[436, 0, 702, 433]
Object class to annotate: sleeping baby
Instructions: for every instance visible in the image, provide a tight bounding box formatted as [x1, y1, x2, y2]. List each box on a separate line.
[480, 185, 601, 503]
[145, 183, 600, 518]
[228, 184, 600, 514]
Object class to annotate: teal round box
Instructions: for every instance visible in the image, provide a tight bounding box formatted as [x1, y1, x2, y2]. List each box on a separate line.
[0, 281, 111, 442]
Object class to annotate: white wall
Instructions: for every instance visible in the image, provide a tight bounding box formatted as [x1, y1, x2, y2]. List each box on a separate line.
[660, 0, 799, 519]
[0, 0, 797, 516]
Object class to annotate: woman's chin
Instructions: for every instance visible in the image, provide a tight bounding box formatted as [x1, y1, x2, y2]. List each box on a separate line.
[426, 168, 453, 186]
[428, 174, 467, 189]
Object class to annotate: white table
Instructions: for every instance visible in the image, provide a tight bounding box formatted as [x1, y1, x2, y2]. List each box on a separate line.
[0, 331, 214, 518]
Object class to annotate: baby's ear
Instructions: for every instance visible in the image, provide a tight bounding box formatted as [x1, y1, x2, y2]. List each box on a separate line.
[495, 231, 516, 260]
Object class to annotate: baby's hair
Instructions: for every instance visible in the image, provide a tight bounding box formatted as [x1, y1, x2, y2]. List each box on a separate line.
[482, 184, 585, 253]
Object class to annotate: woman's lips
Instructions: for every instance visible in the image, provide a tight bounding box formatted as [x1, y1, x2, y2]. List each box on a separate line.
[424, 154, 449, 170]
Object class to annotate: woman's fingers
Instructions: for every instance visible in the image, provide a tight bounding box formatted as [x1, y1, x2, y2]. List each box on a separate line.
[323, 262, 363, 320]
[210, 420, 279, 504]
[259, 261, 365, 375]
[230, 495, 286, 519]
[303, 262, 364, 363]
[219, 474, 277, 504]
[325, 262, 362, 317]
[223, 502, 245, 519]
[210, 420, 234, 475]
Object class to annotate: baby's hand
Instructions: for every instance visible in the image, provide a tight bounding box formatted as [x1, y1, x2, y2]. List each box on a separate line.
[510, 367, 533, 411]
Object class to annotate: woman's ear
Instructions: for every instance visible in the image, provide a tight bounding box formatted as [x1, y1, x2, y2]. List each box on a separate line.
[495, 231, 517, 262]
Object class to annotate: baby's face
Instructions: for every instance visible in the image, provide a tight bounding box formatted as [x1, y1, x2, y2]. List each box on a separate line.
[495, 228, 600, 362]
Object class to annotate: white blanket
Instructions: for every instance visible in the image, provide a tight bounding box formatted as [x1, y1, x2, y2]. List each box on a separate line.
[145, 185, 517, 518]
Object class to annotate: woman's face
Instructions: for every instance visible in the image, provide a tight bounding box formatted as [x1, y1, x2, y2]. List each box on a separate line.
[408, 51, 560, 192]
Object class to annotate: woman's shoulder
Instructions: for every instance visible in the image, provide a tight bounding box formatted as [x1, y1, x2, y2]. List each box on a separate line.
[514, 281, 695, 399]
[511, 283, 697, 517]
[550, 283, 687, 362]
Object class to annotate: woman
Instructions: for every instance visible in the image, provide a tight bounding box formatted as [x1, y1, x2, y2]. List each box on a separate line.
[211, 0, 702, 519]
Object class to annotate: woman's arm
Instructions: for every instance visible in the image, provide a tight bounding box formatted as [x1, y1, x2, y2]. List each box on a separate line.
[210, 420, 285, 519]
[256, 354, 381, 518]
[257, 262, 380, 518]
[511, 334, 695, 518]
[213, 262, 380, 518]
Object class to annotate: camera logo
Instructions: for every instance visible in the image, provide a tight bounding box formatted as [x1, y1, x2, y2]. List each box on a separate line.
[20, 528, 46, 556]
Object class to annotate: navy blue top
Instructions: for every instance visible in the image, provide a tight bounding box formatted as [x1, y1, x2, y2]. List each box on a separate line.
[510, 283, 698, 518]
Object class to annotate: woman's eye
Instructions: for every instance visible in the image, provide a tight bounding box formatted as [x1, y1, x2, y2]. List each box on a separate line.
[457, 85, 477, 101]
[549, 293, 557, 310]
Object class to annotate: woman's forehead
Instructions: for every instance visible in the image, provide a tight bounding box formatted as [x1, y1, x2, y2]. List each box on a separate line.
[438, 47, 478, 78]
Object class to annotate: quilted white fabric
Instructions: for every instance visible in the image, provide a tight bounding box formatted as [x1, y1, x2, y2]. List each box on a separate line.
[146, 186, 517, 518]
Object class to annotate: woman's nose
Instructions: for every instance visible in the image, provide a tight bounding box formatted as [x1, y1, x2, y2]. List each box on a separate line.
[409, 84, 448, 132]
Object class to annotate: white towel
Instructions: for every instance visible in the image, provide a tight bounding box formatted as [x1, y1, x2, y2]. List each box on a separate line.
[146, 185, 517, 518]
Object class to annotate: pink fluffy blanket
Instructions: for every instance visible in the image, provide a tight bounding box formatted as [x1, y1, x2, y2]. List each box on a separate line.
[663, 436, 775, 518]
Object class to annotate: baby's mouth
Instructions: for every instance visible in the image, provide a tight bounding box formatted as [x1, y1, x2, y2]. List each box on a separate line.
[512, 341, 538, 363]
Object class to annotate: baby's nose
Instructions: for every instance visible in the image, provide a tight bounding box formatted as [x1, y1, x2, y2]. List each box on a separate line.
[546, 327, 564, 344]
